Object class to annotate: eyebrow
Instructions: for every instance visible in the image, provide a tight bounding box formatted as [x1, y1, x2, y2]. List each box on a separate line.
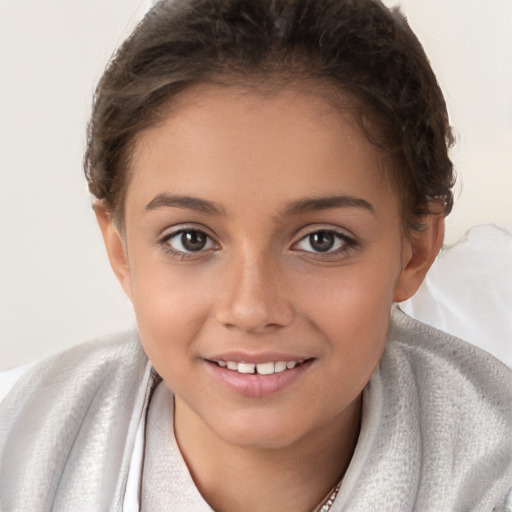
[145, 193, 374, 217]
[283, 195, 375, 216]
[145, 193, 226, 215]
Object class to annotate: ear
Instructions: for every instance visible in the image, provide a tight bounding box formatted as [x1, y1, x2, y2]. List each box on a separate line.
[394, 211, 445, 303]
[94, 202, 134, 302]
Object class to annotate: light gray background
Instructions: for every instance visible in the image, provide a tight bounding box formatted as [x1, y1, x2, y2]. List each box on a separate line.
[1, 0, 511, 370]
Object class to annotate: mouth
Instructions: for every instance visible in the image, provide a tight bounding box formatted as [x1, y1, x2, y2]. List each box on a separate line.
[204, 357, 316, 397]
[213, 359, 310, 375]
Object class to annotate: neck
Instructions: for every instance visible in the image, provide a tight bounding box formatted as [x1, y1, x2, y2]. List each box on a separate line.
[174, 395, 361, 512]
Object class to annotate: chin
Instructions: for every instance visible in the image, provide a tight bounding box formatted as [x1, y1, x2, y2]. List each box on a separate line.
[211, 411, 316, 450]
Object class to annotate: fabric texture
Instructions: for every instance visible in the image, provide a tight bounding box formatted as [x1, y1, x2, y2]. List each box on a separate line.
[333, 310, 512, 511]
[1, 310, 511, 511]
[0, 331, 156, 512]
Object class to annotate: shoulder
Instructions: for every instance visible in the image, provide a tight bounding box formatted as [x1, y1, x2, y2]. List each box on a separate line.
[373, 309, 512, 509]
[0, 330, 145, 413]
[386, 308, 512, 418]
[388, 307, 512, 391]
[0, 330, 153, 510]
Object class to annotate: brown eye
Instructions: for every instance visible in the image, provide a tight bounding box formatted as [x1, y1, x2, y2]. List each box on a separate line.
[308, 231, 335, 252]
[293, 229, 353, 255]
[181, 230, 207, 251]
[163, 229, 215, 254]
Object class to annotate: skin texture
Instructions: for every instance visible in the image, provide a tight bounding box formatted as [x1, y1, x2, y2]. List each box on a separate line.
[96, 85, 444, 512]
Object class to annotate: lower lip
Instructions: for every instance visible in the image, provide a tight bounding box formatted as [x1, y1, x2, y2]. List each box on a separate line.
[205, 360, 314, 398]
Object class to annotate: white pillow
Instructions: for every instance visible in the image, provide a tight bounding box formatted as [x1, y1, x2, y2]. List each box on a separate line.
[400, 224, 512, 368]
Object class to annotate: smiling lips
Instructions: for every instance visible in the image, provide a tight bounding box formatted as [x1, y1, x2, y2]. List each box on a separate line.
[215, 360, 305, 375]
[206, 354, 314, 397]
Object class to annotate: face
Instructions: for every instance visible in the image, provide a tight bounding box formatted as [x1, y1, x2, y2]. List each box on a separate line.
[98, 84, 439, 450]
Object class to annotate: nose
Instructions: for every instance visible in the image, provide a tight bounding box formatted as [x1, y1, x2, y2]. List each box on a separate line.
[214, 249, 295, 333]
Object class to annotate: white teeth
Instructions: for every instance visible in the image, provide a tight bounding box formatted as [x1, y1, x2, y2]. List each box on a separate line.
[237, 362, 256, 374]
[274, 361, 287, 373]
[218, 360, 303, 374]
[256, 362, 275, 375]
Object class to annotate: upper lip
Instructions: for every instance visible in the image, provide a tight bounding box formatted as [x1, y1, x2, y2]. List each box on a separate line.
[205, 351, 314, 364]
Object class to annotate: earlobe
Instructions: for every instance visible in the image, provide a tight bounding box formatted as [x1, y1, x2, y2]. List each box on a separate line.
[93, 202, 134, 302]
[393, 212, 445, 303]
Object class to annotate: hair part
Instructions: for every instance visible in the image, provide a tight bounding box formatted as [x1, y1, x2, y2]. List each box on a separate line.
[84, 0, 455, 231]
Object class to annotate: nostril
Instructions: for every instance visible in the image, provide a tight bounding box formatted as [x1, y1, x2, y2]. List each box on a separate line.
[214, 261, 295, 331]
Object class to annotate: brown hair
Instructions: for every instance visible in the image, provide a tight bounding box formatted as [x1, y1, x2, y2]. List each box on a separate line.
[84, 0, 455, 229]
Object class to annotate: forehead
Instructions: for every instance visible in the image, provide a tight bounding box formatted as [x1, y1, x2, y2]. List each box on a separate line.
[126, 84, 398, 218]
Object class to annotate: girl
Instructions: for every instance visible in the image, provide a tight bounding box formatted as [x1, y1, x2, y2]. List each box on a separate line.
[1, 0, 510, 510]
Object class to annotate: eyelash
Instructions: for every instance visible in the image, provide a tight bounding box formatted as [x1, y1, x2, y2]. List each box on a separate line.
[291, 229, 358, 258]
[159, 227, 218, 260]
[158, 226, 358, 260]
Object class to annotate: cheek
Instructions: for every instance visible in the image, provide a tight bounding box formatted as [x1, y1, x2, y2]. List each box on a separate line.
[294, 258, 398, 375]
[129, 260, 212, 376]
[296, 255, 398, 326]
